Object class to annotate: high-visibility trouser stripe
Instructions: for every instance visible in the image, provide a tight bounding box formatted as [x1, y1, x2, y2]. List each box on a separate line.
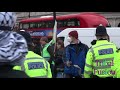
[84, 70, 92, 75]
[85, 63, 93, 68]
[34, 76, 48, 78]
[93, 57, 114, 62]
[92, 44, 114, 49]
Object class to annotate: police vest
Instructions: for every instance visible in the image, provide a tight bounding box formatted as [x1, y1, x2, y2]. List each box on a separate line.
[13, 51, 52, 78]
[89, 40, 117, 78]
[42, 43, 54, 65]
[42, 43, 51, 61]
[111, 50, 120, 78]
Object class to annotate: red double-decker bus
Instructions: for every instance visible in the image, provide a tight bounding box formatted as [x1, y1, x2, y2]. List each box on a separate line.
[19, 12, 110, 39]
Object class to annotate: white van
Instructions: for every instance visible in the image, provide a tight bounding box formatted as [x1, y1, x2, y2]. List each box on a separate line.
[57, 28, 120, 48]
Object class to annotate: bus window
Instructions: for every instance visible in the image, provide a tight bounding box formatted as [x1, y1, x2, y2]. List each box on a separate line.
[38, 22, 43, 28]
[67, 21, 75, 26]
[39, 22, 46, 28]
[30, 23, 38, 28]
[38, 21, 54, 28]
[47, 21, 54, 28]
[23, 23, 29, 29]
[19, 23, 23, 29]
[30, 23, 34, 28]
[62, 18, 80, 27]
[57, 20, 64, 28]
[77, 20, 80, 26]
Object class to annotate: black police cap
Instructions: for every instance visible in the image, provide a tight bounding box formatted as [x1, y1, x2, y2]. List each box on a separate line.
[18, 30, 32, 45]
[95, 24, 108, 36]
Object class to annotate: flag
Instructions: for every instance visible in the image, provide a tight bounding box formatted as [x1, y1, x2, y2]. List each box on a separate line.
[47, 23, 57, 45]
[52, 20, 57, 44]
[48, 12, 57, 45]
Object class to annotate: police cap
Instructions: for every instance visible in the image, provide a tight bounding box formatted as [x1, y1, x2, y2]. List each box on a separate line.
[18, 30, 32, 45]
[95, 24, 108, 36]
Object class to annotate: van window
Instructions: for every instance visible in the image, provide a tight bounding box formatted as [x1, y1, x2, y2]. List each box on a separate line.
[57, 18, 80, 28]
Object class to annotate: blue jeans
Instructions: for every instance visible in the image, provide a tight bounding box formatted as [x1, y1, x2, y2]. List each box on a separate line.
[56, 72, 64, 78]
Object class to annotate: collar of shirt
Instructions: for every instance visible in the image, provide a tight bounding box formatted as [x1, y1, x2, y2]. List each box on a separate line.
[96, 40, 109, 45]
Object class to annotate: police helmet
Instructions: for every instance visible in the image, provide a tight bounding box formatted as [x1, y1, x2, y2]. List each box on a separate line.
[95, 24, 108, 36]
[18, 30, 33, 45]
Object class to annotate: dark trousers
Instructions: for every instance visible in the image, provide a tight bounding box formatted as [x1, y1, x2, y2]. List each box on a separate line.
[0, 65, 29, 78]
[64, 74, 82, 78]
[54, 66, 64, 78]
[50, 64, 55, 78]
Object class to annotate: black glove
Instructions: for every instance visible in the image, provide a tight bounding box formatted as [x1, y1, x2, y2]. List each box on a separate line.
[91, 40, 97, 45]
[48, 60, 52, 64]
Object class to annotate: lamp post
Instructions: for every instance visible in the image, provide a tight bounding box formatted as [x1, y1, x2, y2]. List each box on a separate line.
[28, 12, 30, 18]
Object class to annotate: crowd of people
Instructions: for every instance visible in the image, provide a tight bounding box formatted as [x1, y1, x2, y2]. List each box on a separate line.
[1, 12, 120, 78]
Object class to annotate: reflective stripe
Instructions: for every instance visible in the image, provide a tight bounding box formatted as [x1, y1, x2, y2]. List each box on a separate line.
[44, 57, 50, 61]
[34, 76, 48, 78]
[45, 61, 48, 70]
[84, 70, 92, 75]
[93, 57, 114, 62]
[90, 47, 95, 61]
[45, 60, 48, 77]
[93, 66, 111, 69]
[21, 62, 25, 71]
[73, 65, 81, 69]
[93, 44, 114, 49]
[85, 63, 93, 68]
[56, 68, 64, 71]
[26, 57, 44, 60]
[44, 57, 50, 58]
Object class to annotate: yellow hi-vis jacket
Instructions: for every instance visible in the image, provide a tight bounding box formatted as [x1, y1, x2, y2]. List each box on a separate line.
[13, 51, 52, 78]
[111, 50, 120, 78]
[42, 43, 54, 65]
[84, 40, 117, 78]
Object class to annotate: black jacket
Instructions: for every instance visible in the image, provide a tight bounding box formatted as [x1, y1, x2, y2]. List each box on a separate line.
[55, 48, 64, 69]
[0, 65, 29, 78]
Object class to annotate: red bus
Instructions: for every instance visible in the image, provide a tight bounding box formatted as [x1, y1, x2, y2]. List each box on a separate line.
[19, 12, 110, 39]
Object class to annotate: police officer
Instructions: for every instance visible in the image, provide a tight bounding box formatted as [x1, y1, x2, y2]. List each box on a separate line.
[13, 31, 52, 78]
[84, 24, 118, 78]
[40, 37, 55, 78]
